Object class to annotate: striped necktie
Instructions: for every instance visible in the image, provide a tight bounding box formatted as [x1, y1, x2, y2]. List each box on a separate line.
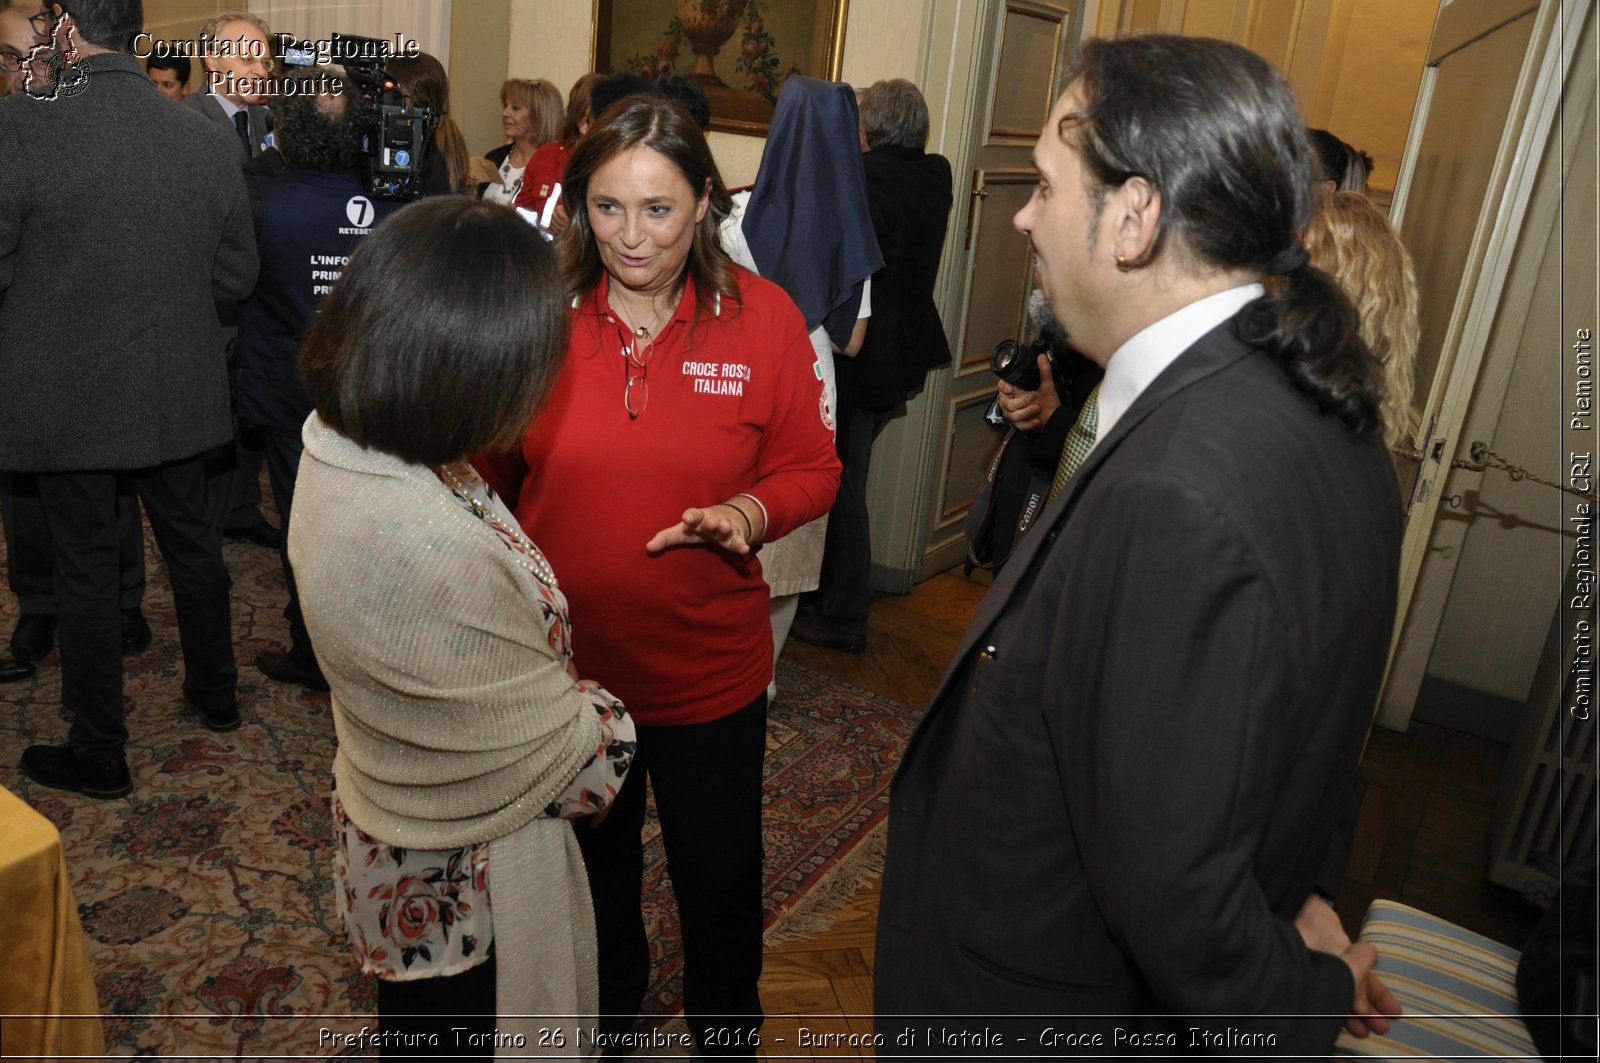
[1047, 384, 1101, 502]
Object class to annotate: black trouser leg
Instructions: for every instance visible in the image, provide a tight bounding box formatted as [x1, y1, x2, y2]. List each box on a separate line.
[34, 471, 125, 760]
[2, 473, 56, 613]
[648, 693, 768, 1058]
[574, 740, 654, 1039]
[133, 455, 236, 713]
[817, 407, 886, 634]
[257, 424, 313, 665]
[376, 949, 496, 1060]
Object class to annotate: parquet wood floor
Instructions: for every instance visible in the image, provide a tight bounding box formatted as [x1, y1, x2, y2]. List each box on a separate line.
[755, 571, 1540, 1059]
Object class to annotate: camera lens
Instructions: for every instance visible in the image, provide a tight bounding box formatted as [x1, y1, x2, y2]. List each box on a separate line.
[990, 338, 1040, 391]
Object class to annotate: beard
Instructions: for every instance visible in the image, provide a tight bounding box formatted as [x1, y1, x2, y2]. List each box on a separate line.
[1026, 285, 1071, 354]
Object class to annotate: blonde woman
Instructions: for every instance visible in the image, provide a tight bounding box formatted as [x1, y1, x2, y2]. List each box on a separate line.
[482, 77, 561, 206]
[1302, 189, 1420, 448]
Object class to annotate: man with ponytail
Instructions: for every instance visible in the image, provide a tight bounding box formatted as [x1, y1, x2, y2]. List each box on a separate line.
[876, 35, 1402, 1055]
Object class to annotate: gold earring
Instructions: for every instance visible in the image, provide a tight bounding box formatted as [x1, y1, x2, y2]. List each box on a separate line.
[1114, 252, 1132, 272]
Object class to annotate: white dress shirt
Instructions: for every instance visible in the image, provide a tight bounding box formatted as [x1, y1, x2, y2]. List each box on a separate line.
[1094, 283, 1265, 446]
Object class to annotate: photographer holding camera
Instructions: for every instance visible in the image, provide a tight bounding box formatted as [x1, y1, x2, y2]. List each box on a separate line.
[966, 292, 1101, 571]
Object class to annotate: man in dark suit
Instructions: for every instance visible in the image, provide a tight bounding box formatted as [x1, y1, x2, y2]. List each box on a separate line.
[0, 0, 258, 797]
[794, 78, 952, 654]
[182, 9, 270, 160]
[184, 8, 279, 548]
[875, 36, 1403, 1055]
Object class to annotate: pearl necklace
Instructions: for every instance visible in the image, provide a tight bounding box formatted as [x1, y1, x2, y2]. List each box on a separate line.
[435, 464, 559, 589]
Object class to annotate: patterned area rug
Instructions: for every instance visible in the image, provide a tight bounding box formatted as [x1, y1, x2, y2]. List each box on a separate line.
[0, 524, 917, 1058]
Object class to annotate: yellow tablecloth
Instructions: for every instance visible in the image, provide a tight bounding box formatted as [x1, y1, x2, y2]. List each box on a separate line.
[0, 786, 104, 1061]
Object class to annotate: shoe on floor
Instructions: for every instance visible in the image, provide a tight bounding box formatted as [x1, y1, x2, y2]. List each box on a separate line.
[122, 607, 152, 656]
[8, 613, 55, 662]
[255, 648, 329, 692]
[196, 699, 243, 733]
[223, 521, 284, 549]
[20, 743, 133, 799]
[790, 615, 867, 654]
[0, 655, 36, 683]
[182, 680, 242, 731]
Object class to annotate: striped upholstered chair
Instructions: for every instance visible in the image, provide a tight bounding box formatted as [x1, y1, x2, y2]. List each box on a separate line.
[1332, 899, 1540, 1061]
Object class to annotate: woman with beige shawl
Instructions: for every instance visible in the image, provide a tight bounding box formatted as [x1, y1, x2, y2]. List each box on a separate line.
[288, 198, 634, 1059]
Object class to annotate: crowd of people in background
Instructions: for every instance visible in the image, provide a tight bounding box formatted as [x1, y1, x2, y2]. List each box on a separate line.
[1, 1, 1434, 1059]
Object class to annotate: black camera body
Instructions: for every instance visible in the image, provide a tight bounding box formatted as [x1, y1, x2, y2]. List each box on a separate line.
[989, 337, 1053, 392]
[282, 34, 436, 201]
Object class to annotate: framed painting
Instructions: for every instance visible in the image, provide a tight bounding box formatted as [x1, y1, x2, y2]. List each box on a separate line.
[591, 0, 851, 136]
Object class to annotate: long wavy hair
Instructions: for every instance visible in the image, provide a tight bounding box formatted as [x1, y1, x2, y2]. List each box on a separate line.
[387, 52, 469, 195]
[1302, 189, 1419, 447]
[1065, 35, 1386, 442]
[557, 93, 737, 324]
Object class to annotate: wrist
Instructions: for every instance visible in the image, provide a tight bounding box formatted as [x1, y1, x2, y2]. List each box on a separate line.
[723, 502, 754, 543]
[732, 492, 768, 544]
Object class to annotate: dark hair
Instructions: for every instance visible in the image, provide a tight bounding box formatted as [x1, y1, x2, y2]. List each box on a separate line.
[656, 73, 710, 130]
[388, 52, 470, 194]
[300, 198, 568, 464]
[1066, 35, 1383, 440]
[271, 70, 355, 172]
[60, 0, 141, 50]
[146, 53, 190, 83]
[858, 78, 930, 149]
[588, 73, 654, 125]
[1307, 128, 1373, 193]
[558, 93, 737, 322]
[559, 71, 604, 145]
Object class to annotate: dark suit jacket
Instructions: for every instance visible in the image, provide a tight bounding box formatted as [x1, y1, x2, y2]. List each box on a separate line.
[0, 54, 257, 471]
[875, 319, 1402, 1055]
[183, 90, 270, 163]
[836, 144, 953, 411]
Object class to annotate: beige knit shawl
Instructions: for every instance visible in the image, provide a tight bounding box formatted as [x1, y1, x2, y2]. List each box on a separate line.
[290, 415, 601, 1057]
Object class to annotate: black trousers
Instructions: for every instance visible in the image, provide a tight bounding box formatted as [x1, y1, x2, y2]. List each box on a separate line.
[2, 472, 145, 613]
[208, 334, 269, 534]
[576, 692, 768, 1057]
[813, 406, 889, 634]
[376, 950, 496, 1061]
[254, 422, 313, 665]
[34, 456, 236, 761]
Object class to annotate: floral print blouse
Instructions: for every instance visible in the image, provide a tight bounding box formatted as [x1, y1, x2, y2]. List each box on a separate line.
[332, 465, 636, 981]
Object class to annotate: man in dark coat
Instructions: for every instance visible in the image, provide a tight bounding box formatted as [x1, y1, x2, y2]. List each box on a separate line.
[874, 36, 1403, 1055]
[794, 78, 952, 653]
[183, 8, 279, 548]
[181, 8, 271, 161]
[0, 0, 258, 797]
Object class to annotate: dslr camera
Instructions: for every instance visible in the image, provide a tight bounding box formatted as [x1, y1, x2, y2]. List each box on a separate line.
[989, 336, 1053, 392]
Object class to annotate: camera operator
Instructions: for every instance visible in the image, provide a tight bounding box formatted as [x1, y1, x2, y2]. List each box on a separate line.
[237, 68, 404, 693]
[967, 291, 1101, 570]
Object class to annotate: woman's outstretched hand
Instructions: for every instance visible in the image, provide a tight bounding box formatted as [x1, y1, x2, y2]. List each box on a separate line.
[646, 504, 755, 556]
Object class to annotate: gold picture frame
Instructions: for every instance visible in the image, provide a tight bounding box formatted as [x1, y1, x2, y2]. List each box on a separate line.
[591, 0, 850, 137]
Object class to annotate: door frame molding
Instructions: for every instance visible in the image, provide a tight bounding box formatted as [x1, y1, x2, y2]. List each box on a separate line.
[1377, 0, 1587, 730]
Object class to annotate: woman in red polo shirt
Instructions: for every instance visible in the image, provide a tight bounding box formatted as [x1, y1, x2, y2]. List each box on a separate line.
[478, 95, 839, 1058]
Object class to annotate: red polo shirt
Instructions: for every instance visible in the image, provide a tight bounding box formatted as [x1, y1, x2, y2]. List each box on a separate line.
[479, 268, 840, 725]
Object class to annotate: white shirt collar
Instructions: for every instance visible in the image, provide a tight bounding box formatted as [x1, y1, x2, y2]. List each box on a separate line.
[1094, 283, 1264, 445]
[211, 92, 244, 121]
